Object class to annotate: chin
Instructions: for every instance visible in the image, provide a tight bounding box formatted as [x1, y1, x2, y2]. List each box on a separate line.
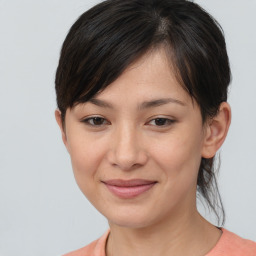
[109, 217, 154, 229]
[103, 208, 161, 229]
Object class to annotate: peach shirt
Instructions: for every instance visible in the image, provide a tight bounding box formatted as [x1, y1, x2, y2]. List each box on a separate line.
[63, 228, 256, 256]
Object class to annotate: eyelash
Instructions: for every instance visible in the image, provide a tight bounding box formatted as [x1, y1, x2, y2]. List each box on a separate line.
[82, 116, 110, 126]
[81, 116, 175, 127]
[147, 118, 175, 127]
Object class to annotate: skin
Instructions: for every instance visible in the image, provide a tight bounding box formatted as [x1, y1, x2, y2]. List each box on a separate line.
[56, 48, 231, 256]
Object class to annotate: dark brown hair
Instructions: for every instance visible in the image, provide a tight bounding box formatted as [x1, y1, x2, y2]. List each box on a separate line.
[55, 0, 231, 225]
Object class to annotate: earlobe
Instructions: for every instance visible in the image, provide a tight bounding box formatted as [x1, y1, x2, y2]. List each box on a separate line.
[55, 109, 69, 151]
[201, 102, 231, 158]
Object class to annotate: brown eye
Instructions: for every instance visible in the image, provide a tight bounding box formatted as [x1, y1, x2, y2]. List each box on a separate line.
[155, 118, 168, 126]
[82, 116, 109, 126]
[148, 118, 175, 127]
[91, 117, 105, 125]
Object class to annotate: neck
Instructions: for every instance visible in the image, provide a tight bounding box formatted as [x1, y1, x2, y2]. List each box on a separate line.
[106, 210, 222, 256]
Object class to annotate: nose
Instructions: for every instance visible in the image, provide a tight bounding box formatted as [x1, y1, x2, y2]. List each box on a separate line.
[108, 124, 148, 171]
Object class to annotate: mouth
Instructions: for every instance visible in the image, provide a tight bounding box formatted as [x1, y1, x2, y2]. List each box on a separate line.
[102, 179, 157, 199]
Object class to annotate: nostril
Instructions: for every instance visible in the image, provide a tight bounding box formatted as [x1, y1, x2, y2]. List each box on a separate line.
[108, 148, 148, 171]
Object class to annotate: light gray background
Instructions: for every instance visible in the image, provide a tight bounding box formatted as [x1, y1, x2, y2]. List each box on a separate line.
[0, 1, 255, 255]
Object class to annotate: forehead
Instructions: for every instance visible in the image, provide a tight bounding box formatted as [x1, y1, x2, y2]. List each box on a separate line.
[92, 48, 191, 105]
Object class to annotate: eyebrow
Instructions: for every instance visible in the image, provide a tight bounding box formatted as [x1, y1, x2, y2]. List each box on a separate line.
[89, 98, 113, 108]
[139, 98, 186, 109]
[88, 97, 186, 110]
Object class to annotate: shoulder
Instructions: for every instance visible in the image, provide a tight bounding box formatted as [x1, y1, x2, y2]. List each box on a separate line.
[207, 228, 256, 256]
[63, 240, 98, 256]
[62, 230, 110, 256]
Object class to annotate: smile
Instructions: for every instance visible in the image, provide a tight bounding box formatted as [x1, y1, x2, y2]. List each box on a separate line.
[102, 179, 157, 199]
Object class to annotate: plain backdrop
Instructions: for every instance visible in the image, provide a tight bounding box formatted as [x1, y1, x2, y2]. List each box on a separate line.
[0, 0, 255, 255]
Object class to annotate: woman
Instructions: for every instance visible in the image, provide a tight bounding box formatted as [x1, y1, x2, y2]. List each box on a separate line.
[55, 0, 256, 255]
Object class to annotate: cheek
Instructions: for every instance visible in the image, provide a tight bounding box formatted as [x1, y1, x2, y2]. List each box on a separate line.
[150, 129, 203, 187]
[67, 134, 106, 196]
[148, 134, 203, 214]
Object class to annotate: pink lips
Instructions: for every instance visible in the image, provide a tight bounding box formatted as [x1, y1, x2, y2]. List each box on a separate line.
[103, 179, 157, 199]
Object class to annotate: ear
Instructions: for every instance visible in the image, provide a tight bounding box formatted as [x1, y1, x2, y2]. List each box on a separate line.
[55, 109, 69, 152]
[201, 102, 231, 158]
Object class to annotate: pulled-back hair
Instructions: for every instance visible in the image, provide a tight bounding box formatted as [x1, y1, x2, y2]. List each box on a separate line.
[55, 0, 231, 225]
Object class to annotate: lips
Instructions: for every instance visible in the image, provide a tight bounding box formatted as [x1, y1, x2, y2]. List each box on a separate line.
[102, 179, 157, 199]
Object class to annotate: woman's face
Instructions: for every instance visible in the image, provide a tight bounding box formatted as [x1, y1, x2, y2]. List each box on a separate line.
[60, 49, 210, 228]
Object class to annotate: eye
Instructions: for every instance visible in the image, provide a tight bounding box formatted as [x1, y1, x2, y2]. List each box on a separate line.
[148, 118, 175, 127]
[82, 116, 110, 126]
